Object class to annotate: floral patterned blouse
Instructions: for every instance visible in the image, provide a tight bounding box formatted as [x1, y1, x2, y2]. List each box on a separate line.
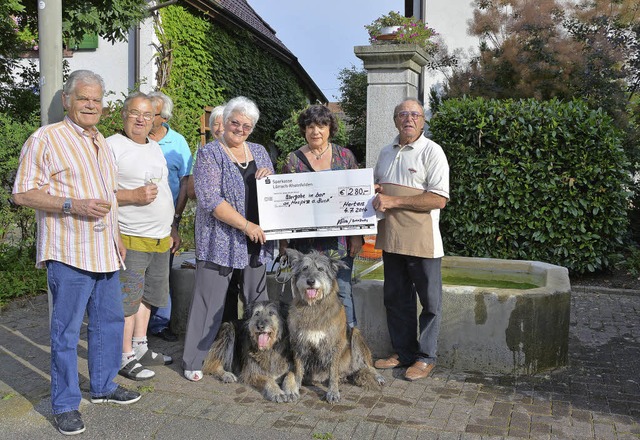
[281, 144, 359, 258]
[194, 139, 274, 268]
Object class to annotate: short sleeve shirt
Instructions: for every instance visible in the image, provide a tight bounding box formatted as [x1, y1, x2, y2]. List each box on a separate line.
[373, 133, 449, 258]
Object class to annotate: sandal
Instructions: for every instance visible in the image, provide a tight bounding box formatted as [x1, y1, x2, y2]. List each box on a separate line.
[118, 359, 155, 381]
[184, 370, 203, 382]
[137, 349, 173, 366]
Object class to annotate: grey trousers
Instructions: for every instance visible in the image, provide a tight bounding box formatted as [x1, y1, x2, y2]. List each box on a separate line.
[382, 251, 442, 365]
[181, 260, 268, 371]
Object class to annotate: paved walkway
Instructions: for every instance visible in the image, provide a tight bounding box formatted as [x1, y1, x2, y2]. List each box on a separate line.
[1, 287, 639, 439]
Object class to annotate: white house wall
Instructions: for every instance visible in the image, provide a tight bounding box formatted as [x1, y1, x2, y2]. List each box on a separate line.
[17, 17, 158, 105]
[423, 0, 479, 112]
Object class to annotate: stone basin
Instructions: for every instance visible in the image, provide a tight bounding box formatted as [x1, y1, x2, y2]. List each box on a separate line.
[172, 253, 571, 375]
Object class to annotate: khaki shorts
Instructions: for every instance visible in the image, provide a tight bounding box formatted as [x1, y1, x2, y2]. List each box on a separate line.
[120, 248, 170, 317]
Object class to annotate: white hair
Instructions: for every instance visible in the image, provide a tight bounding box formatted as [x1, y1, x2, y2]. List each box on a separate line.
[63, 70, 105, 105]
[223, 96, 260, 127]
[208, 105, 226, 132]
[147, 91, 174, 119]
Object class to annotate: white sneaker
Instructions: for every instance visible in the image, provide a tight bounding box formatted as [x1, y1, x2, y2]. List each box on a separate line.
[184, 370, 203, 382]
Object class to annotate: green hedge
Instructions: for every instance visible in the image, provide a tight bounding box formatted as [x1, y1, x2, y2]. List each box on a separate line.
[159, 5, 308, 149]
[429, 97, 630, 273]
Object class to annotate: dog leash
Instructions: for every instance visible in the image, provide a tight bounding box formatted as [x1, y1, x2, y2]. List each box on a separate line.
[272, 254, 293, 292]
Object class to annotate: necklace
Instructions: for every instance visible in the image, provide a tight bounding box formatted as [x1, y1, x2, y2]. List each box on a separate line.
[309, 143, 331, 160]
[221, 139, 249, 170]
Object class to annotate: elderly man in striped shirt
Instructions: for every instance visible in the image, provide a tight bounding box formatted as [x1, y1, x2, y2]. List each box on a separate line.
[12, 70, 141, 436]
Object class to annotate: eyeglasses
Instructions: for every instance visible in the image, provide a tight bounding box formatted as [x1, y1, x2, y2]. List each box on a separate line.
[396, 111, 424, 120]
[127, 110, 154, 121]
[229, 120, 253, 133]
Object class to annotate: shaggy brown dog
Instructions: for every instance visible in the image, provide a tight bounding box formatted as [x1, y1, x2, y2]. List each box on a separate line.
[286, 249, 385, 403]
[202, 301, 298, 403]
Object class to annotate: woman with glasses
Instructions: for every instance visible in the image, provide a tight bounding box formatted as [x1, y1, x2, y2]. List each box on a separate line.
[182, 96, 274, 382]
[279, 104, 363, 329]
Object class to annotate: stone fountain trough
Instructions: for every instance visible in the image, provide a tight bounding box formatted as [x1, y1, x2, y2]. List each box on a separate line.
[173, 253, 571, 375]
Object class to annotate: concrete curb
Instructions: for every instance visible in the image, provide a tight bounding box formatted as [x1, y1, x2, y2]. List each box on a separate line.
[571, 284, 640, 296]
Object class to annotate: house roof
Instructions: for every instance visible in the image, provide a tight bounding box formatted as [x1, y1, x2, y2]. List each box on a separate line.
[185, 0, 327, 102]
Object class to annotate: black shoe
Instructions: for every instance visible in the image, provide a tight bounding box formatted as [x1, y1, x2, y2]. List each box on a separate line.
[152, 327, 178, 342]
[54, 410, 85, 435]
[91, 385, 141, 405]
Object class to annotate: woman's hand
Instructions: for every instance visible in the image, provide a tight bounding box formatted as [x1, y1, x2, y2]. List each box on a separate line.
[255, 167, 272, 180]
[278, 239, 289, 257]
[244, 221, 267, 245]
[349, 235, 364, 257]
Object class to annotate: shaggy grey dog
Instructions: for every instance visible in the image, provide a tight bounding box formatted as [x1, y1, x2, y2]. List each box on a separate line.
[286, 249, 385, 403]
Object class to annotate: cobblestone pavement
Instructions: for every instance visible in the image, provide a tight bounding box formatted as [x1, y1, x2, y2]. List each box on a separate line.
[0, 288, 639, 439]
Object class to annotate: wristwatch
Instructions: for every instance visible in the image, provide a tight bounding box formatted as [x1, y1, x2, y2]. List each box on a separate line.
[173, 214, 182, 226]
[62, 198, 72, 214]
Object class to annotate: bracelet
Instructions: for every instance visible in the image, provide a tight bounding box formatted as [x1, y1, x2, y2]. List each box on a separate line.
[243, 220, 249, 232]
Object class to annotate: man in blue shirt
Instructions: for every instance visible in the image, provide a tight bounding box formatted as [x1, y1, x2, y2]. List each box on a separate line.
[147, 91, 193, 342]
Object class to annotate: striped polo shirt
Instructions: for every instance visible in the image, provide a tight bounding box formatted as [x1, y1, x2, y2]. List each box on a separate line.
[373, 133, 449, 258]
[13, 117, 122, 272]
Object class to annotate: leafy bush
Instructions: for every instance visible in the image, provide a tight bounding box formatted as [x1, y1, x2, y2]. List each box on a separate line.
[337, 66, 367, 162]
[0, 111, 39, 244]
[0, 244, 46, 308]
[429, 97, 630, 273]
[273, 107, 349, 172]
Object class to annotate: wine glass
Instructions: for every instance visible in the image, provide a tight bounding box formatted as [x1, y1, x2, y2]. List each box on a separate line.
[144, 169, 163, 185]
[93, 201, 111, 232]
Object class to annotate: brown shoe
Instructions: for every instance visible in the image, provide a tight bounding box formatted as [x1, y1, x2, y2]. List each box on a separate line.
[404, 361, 434, 381]
[374, 354, 403, 369]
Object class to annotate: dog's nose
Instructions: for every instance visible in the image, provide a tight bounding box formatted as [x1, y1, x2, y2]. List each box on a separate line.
[306, 278, 315, 286]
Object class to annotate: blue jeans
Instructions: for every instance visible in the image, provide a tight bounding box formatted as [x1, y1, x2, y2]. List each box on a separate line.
[337, 256, 357, 327]
[47, 261, 124, 415]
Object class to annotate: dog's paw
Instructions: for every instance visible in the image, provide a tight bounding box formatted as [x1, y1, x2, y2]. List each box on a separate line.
[266, 390, 289, 403]
[375, 374, 386, 386]
[324, 389, 341, 403]
[285, 389, 299, 402]
[221, 372, 238, 383]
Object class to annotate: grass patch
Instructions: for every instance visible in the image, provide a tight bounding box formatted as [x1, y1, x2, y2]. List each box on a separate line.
[137, 384, 155, 393]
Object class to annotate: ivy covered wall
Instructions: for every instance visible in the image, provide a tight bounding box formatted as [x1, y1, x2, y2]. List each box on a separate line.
[158, 5, 309, 150]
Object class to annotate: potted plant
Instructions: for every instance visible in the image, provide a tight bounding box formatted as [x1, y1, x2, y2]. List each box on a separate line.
[365, 11, 438, 53]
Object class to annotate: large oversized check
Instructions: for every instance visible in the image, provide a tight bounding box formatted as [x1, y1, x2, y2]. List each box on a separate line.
[257, 168, 378, 240]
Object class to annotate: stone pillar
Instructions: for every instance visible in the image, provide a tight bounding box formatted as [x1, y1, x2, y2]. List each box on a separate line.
[354, 44, 429, 168]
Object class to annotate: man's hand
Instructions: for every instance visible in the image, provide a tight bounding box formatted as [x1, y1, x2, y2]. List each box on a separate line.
[115, 185, 158, 206]
[131, 185, 158, 205]
[171, 225, 181, 253]
[373, 193, 396, 213]
[72, 198, 112, 218]
[117, 234, 127, 262]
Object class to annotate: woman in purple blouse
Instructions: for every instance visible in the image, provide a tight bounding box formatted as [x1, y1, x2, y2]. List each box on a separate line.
[182, 96, 274, 382]
[279, 105, 363, 328]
